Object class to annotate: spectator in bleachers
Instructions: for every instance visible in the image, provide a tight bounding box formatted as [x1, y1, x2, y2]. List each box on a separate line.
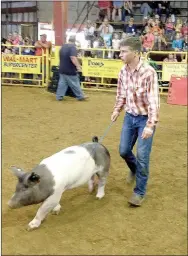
[98, 17, 114, 36]
[182, 35, 188, 51]
[163, 53, 177, 62]
[140, 1, 155, 19]
[122, 1, 133, 22]
[35, 34, 52, 56]
[22, 36, 35, 84]
[148, 17, 154, 26]
[92, 36, 104, 58]
[112, 33, 120, 50]
[98, 1, 111, 21]
[84, 20, 95, 47]
[140, 26, 155, 52]
[155, 1, 171, 20]
[18, 35, 24, 46]
[172, 32, 183, 51]
[112, 33, 120, 58]
[12, 31, 19, 45]
[6, 33, 13, 44]
[13, 34, 24, 54]
[98, 18, 113, 50]
[142, 16, 148, 26]
[181, 21, 188, 36]
[165, 17, 175, 40]
[121, 32, 127, 40]
[22, 36, 35, 55]
[112, 1, 124, 22]
[123, 19, 137, 36]
[175, 18, 183, 33]
[1, 38, 7, 52]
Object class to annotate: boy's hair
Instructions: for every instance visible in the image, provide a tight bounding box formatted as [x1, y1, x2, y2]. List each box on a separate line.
[119, 37, 142, 52]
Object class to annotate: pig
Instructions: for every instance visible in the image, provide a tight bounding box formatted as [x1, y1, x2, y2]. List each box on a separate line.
[8, 136, 110, 231]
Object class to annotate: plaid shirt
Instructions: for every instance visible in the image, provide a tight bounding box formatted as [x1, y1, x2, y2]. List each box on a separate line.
[113, 59, 160, 126]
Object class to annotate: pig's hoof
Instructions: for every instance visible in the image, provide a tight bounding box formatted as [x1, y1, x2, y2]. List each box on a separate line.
[52, 204, 61, 215]
[88, 184, 94, 193]
[27, 219, 41, 231]
[96, 192, 105, 199]
[88, 181, 94, 193]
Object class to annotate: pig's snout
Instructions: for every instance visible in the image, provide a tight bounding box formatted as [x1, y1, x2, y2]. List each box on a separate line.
[7, 200, 21, 209]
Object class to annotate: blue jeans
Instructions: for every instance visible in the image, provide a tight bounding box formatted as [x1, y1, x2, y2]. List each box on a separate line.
[140, 3, 152, 17]
[56, 73, 84, 100]
[119, 112, 155, 196]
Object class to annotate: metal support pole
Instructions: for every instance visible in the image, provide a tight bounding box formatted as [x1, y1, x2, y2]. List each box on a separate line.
[53, 0, 68, 46]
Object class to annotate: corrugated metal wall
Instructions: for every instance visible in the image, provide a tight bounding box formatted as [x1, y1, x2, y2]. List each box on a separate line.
[1, 1, 38, 40]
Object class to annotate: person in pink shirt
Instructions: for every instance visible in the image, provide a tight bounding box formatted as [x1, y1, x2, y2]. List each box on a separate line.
[12, 31, 19, 45]
[98, 1, 111, 20]
[181, 21, 188, 36]
[140, 26, 155, 52]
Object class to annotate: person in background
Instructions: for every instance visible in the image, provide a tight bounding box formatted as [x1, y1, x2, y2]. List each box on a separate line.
[98, 17, 113, 55]
[151, 19, 167, 51]
[155, 1, 171, 20]
[165, 17, 175, 40]
[35, 34, 52, 56]
[112, 33, 120, 58]
[2, 47, 13, 83]
[98, 1, 111, 21]
[56, 36, 88, 101]
[124, 18, 137, 36]
[122, 1, 133, 22]
[142, 16, 149, 32]
[163, 53, 177, 62]
[181, 20, 188, 37]
[18, 35, 24, 45]
[172, 32, 183, 51]
[35, 34, 52, 83]
[112, 1, 124, 22]
[12, 31, 19, 45]
[140, 26, 155, 52]
[175, 18, 183, 33]
[111, 37, 160, 207]
[22, 36, 35, 84]
[98, 17, 114, 36]
[14, 34, 24, 54]
[22, 36, 35, 55]
[140, 1, 155, 19]
[6, 33, 13, 47]
[84, 20, 95, 47]
[182, 34, 188, 51]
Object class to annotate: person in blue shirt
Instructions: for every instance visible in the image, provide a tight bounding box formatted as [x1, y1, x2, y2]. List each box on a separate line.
[123, 19, 137, 36]
[172, 33, 183, 51]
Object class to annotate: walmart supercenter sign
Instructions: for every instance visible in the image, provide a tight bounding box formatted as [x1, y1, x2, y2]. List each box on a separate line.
[2, 55, 41, 74]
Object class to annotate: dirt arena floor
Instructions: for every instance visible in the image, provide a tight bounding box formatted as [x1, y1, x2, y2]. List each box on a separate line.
[2, 86, 187, 255]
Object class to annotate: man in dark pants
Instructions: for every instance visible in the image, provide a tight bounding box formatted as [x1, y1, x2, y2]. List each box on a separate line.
[56, 36, 88, 101]
[111, 37, 160, 207]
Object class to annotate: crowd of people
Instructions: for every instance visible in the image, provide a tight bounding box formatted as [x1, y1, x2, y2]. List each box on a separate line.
[1, 32, 52, 84]
[1, 1, 187, 86]
[1, 32, 52, 56]
[80, 1, 188, 56]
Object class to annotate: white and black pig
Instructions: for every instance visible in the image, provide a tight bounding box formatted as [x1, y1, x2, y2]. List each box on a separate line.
[8, 136, 110, 231]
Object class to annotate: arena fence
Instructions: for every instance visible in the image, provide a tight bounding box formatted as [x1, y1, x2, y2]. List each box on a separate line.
[1, 44, 50, 88]
[1, 45, 187, 95]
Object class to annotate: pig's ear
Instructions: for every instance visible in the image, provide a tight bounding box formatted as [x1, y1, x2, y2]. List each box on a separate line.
[28, 172, 40, 185]
[10, 166, 25, 178]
